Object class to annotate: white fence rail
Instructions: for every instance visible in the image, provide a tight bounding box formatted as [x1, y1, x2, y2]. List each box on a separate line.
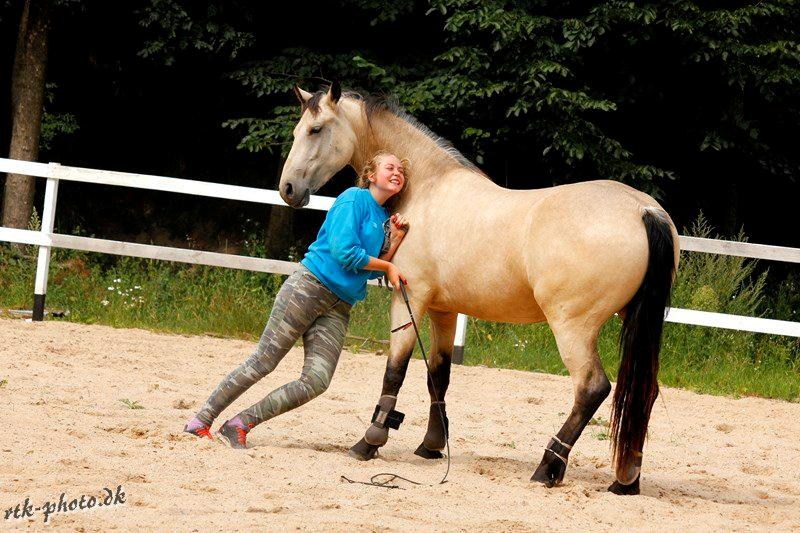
[2, 157, 799, 364]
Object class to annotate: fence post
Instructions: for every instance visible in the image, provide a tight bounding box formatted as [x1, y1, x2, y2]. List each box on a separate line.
[32, 164, 60, 321]
[452, 313, 468, 364]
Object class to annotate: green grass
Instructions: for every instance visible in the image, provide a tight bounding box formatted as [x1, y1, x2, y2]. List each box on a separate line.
[1, 215, 798, 401]
[119, 398, 144, 410]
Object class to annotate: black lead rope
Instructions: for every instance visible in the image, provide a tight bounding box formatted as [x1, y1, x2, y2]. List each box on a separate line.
[340, 473, 420, 490]
[342, 281, 452, 489]
[398, 282, 452, 486]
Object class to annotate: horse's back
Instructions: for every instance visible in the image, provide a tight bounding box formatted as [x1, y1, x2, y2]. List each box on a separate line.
[404, 176, 675, 326]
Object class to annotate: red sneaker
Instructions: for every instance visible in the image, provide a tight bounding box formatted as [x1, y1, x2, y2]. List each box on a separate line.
[184, 417, 213, 440]
[215, 418, 253, 449]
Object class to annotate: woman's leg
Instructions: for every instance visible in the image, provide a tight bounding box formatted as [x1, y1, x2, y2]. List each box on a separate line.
[194, 269, 329, 425]
[236, 299, 351, 427]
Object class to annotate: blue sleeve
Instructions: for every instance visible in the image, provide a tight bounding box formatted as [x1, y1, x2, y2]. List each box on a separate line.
[327, 200, 371, 272]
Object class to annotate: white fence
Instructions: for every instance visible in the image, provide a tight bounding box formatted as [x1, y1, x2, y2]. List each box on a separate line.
[1, 157, 799, 364]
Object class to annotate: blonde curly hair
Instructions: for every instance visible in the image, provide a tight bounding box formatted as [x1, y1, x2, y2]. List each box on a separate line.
[356, 150, 410, 212]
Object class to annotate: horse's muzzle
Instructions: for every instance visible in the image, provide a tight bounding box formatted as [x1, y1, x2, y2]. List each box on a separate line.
[280, 181, 310, 208]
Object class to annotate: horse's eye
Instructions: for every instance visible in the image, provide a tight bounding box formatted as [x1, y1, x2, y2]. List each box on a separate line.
[309, 125, 323, 135]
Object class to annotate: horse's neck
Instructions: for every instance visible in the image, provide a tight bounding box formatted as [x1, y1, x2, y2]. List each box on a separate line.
[345, 103, 468, 197]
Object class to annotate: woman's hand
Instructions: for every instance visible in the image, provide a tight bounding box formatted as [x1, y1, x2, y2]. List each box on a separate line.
[390, 213, 409, 241]
[386, 263, 408, 291]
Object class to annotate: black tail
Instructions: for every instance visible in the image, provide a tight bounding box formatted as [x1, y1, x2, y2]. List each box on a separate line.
[610, 208, 676, 481]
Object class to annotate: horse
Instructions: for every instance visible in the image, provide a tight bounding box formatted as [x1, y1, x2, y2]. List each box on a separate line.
[278, 81, 679, 495]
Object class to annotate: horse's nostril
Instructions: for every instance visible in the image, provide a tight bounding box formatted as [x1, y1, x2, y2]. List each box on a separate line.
[284, 182, 294, 198]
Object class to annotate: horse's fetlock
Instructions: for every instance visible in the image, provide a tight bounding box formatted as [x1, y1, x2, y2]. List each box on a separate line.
[364, 394, 403, 446]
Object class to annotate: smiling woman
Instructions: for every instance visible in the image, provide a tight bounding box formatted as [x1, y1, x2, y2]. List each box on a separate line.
[183, 135, 412, 449]
[357, 150, 410, 213]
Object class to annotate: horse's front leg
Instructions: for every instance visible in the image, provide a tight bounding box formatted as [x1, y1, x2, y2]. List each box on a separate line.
[414, 309, 456, 459]
[348, 293, 428, 461]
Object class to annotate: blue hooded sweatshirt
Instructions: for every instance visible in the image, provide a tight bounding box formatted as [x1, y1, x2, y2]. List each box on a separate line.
[300, 187, 389, 305]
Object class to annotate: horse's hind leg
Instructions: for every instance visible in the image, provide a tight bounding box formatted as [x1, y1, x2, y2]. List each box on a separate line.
[348, 294, 427, 461]
[414, 310, 456, 459]
[530, 319, 611, 488]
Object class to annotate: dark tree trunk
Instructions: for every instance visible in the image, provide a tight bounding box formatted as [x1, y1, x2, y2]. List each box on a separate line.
[264, 158, 295, 259]
[1, 0, 50, 230]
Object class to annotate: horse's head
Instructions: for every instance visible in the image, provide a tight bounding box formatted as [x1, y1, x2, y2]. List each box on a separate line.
[279, 81, 357, 208]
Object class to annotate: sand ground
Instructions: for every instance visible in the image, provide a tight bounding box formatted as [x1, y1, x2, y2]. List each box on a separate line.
[1, 318, 799, 531]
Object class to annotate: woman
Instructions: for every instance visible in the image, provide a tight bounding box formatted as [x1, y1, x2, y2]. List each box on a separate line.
[184, 151, 410, 448]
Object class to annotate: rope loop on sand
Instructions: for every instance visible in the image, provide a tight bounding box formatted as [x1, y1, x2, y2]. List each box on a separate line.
[340, 473, 424, 490]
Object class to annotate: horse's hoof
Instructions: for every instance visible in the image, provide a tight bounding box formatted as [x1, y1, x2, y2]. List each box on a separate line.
[608, 475, 640, 495]
[414, 443, 444, 459]
[530, 457, 567, 488]
[348, 438, 379, 461]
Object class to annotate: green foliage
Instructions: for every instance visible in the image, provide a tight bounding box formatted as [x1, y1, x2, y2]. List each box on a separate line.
[671, 213, 767, 317]
[137, 0, 255, 66]
[126, 0, 800, 196]
[40, 83, 79, 151]
[215, 1, 798, 196]
[770, 272, 800, 322]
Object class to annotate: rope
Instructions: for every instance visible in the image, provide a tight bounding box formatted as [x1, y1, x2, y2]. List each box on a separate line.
[399, 282, 451, 485]
[340, 473, 421, 490]
[341, 281, 452, 488]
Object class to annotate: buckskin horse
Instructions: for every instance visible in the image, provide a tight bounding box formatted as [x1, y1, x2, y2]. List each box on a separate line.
[278, 82, 678, 495]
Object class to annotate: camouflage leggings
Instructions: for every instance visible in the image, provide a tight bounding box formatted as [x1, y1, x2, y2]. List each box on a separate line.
[195, 266, 351, 428]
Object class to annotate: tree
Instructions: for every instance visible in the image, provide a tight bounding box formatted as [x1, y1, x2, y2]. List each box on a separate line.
[223, 0, 800, 207]
[2, 0, 50, 230]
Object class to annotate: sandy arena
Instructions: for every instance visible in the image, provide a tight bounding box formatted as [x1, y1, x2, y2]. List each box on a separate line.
[1, 318, 799, 531]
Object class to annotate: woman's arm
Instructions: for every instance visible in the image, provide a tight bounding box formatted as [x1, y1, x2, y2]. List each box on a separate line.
[378, 213, 409, 262]
[362, 256, 407, 290]
[378, 236, 403, 262]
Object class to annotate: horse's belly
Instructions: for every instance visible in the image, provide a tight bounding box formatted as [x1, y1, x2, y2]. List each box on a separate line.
[429, 276, 546, 324]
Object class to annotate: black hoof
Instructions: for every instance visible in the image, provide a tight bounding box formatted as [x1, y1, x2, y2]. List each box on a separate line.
[530, 456, 567, 488]
[608, 475, 640, 495]
[348, 438, 379, 461]
[414, 443, 444, 459]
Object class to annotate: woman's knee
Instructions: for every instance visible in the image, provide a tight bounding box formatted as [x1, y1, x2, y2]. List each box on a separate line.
[300, 371, 332, 398]
[245, 348, 279, 378]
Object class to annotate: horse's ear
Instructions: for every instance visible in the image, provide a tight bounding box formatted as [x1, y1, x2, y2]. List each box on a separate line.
[326, 80, 341, 108]
[294, 86, 313, 108]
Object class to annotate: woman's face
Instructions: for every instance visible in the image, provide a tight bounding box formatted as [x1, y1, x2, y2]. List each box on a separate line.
[370, 154, 405, 197]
